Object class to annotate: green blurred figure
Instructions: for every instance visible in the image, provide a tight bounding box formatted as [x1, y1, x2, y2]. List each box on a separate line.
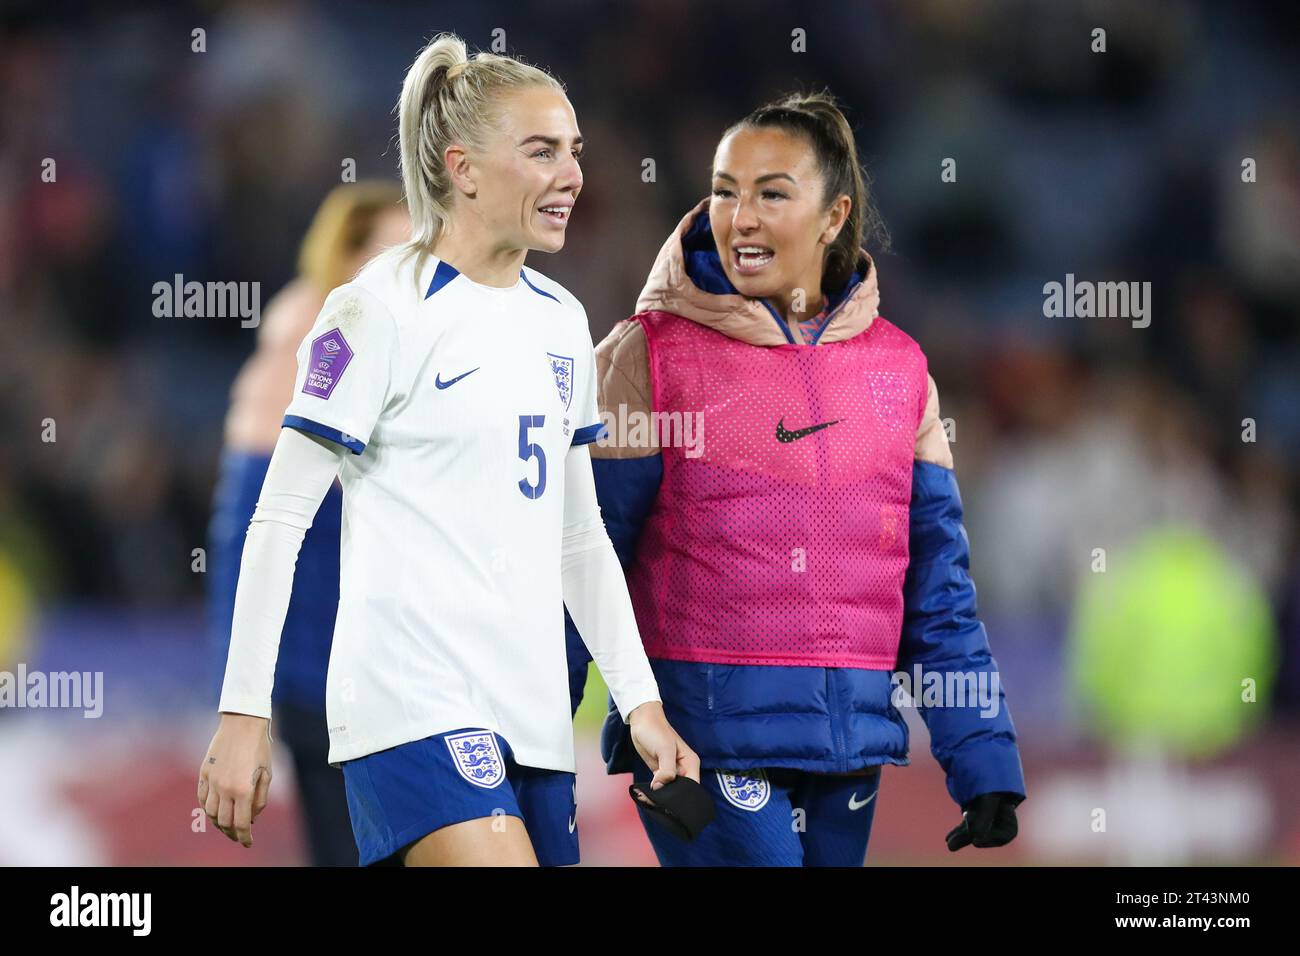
[1069, 526, 1277, 758]
[1066, 526, 1279, 863]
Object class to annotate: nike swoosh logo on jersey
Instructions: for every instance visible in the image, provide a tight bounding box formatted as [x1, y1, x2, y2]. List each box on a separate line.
[435, 367, 480, 389]
[568, 815, 577, 833]
[776, 418, 840, 442]
[848, 790, 877, 811]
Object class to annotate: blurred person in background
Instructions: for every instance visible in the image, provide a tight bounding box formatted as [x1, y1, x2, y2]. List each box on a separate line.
[207, 182, 410, 865]
[568, 91, 1026, 866]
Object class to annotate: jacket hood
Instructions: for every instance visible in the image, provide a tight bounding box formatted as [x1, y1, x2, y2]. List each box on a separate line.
[634, 197, 881, 346]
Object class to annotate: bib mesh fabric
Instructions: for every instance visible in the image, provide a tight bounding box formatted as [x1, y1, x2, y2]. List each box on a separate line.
[626, 311, 928, 669]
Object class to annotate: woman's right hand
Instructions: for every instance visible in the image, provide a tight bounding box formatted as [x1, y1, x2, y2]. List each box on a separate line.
[198, 713, 274, 847]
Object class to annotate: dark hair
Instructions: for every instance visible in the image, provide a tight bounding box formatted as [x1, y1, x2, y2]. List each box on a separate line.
[720, 90, 888, 294]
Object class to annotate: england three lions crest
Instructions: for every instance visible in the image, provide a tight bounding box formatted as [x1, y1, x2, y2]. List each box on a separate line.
[716, 769, 771, 812]
[547, 352, 575, 411]
[444, 731, 506, 789]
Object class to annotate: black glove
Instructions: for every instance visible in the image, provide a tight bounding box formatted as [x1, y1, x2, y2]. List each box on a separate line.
[945, 792, 1022, 851]
[629, 777, 716, 841]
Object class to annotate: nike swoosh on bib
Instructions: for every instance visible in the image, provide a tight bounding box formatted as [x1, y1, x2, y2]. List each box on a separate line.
[435, 367, 480, 389]
[776, 417, 840, 442]
[848, 790, 877, 811]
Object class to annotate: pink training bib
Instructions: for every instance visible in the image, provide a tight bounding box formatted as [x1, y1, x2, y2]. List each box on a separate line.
[626, 310, 929, 669]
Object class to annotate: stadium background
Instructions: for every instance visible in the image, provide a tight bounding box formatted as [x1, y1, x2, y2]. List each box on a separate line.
[0, 0, 1297, 865]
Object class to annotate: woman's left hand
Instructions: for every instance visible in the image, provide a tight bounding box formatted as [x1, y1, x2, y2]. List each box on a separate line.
[628, 701, 700, 789]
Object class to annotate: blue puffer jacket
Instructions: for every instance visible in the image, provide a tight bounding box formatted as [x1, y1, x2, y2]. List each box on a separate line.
[566, 200, 1026, 810]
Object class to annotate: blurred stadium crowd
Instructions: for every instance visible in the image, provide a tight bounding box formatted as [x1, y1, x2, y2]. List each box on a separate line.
[0, 0, 1297, 863]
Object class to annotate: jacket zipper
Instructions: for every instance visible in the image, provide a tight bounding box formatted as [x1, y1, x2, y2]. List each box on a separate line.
[826, 669, 846, 771]
[810, 288, 857, 345]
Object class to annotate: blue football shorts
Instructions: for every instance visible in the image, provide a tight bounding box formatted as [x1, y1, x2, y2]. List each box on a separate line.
[340, 727, 579, 866]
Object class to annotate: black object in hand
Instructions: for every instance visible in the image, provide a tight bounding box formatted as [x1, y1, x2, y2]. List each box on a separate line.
[629, 777, 716, 841]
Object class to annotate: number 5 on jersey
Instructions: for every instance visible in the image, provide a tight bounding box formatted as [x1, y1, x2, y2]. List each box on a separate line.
[518, 415, 546, 499]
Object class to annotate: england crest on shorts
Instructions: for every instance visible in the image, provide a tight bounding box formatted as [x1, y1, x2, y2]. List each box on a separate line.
[445, 730, 506, 789]
[716, 769, 771, 812]
[547, 352, 575, 411]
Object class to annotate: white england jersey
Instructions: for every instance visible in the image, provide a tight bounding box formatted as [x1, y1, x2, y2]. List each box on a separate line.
[281, 247, 609, 771]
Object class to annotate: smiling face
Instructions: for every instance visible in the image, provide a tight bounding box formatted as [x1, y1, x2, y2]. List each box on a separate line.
[467, 85, 583, 255]
[709, 126, 849, 305]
